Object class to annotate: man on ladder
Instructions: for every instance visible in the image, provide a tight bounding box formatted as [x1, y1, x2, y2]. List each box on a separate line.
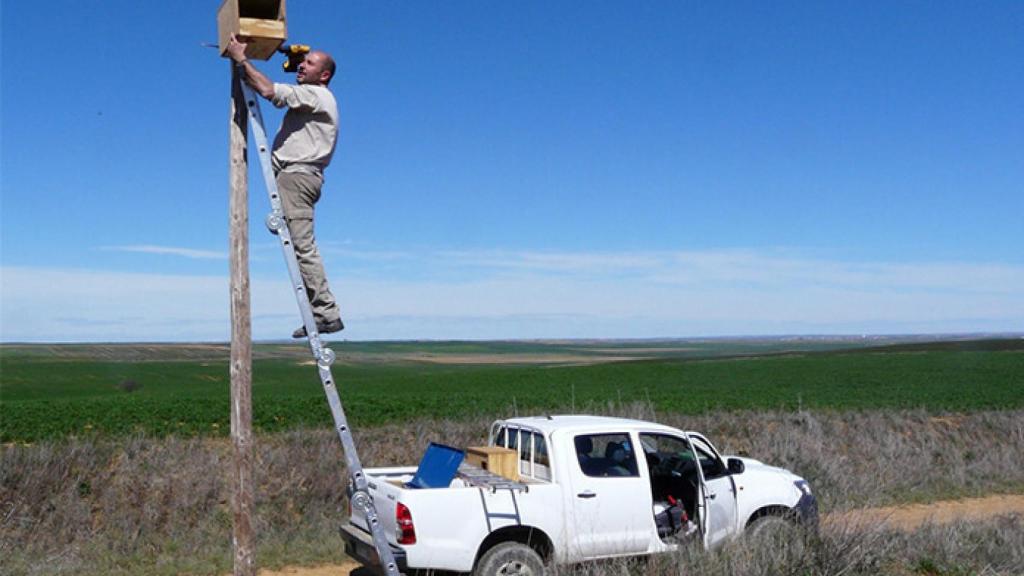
[227, 34, 344, 338]
[224, 25, 402, 576]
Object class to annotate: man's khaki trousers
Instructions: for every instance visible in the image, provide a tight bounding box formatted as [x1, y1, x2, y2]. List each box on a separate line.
[277, 171, 341, 324]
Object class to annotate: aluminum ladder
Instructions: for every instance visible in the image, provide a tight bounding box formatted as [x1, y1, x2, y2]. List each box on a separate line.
[238, 81, 402, 576]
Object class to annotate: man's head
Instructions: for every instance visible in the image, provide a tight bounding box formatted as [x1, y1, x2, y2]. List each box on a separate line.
[297, 50, 336, 86]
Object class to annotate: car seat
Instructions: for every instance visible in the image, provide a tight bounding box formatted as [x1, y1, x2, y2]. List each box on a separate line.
[604, 441, 635, 476]
[576, 436, 602, 475]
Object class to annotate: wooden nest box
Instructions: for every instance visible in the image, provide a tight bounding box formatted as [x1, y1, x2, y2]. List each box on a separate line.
[465, 446, 519, 481]
[218, 0, 287, 60]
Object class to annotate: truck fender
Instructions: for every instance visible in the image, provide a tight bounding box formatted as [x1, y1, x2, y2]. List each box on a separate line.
[744, 504, 795, 529]
[746, 492, 819, 532]
[474, 526, 553, 567]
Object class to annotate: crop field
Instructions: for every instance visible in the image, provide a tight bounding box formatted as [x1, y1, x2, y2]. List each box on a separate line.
[1, 337, 1022, 442]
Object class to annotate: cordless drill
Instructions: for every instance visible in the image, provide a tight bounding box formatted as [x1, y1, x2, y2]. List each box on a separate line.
[278, 44, 311, 72]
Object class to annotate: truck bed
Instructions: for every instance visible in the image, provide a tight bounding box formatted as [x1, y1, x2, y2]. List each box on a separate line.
[350, 464, 560, 572]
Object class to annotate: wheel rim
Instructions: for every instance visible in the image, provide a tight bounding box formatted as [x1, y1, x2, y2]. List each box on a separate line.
[496, 560, 534, 576]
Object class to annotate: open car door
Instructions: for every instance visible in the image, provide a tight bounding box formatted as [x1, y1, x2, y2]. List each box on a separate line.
[686, 432, 739, 548]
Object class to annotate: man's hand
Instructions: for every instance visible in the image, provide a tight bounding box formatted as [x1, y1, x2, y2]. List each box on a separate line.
[227, 34, 248, 63]
[226, 34, 275, 99]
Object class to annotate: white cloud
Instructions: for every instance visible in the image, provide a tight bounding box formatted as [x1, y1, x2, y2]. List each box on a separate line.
[1, 248, 1022, 342]
[99, 245, 226, 260]
[434, 249, 664, 274]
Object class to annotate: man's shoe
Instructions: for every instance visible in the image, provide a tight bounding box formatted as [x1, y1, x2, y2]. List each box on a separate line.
[292, 318, 344, 339]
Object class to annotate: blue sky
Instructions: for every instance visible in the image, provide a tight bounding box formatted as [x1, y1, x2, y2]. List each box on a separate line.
[1, 1, 1022, 342]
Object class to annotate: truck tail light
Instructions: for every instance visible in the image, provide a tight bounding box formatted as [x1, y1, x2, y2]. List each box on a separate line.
[396, 502, 416, 545]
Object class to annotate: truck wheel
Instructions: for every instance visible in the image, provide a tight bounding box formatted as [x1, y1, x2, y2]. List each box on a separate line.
[474, 542, 545, 576]
[747, 514, 801, 550]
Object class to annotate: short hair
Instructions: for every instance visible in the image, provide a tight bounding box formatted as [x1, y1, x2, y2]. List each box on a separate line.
[319, 52, 337, 85]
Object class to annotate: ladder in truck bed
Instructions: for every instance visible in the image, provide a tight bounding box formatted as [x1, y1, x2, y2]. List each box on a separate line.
[238, 82, 401, 576]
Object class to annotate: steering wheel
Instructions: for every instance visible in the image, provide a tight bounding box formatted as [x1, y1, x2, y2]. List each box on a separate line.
[657, 454, 696, 477]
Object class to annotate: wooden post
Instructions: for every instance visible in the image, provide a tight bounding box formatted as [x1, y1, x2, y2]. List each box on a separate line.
[229, 64, 255, 576]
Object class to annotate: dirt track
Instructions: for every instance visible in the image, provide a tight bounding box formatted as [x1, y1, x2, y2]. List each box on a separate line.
[254, 494, 1024, 576]
[825, 493, 1024, 530]
[256, 565, 364, 576]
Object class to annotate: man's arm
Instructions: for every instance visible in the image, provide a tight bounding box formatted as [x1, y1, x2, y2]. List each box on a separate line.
[226, 34, 275, 99]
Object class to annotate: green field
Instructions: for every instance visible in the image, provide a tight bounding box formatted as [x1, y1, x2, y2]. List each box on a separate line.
[1, 337, 1022, 442]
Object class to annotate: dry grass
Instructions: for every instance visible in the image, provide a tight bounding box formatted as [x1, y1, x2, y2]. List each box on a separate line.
[2, 408, 1023, 575]
[556, 515, 1024, 576]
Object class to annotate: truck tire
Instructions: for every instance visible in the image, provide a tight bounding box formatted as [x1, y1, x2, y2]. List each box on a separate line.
[474, 542, 545, 576]
[747, 513, 803, 552]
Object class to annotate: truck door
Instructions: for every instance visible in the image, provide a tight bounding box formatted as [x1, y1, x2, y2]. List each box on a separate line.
[566, 432, 652, 558]
[687, 433, 739, 548]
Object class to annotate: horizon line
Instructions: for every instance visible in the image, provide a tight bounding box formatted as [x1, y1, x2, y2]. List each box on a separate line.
[2, 331, 1021, 346]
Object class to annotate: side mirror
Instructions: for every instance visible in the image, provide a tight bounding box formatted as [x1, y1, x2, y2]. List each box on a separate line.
[727, 458, 745, 475]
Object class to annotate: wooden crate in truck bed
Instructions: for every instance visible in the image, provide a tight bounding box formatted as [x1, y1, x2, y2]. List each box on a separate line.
[465, 446, 519, 481]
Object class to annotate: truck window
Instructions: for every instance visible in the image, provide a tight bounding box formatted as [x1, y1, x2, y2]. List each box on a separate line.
[495, 427, 518, 449]
[638, 433, 694, 466]
[494, 426, 552, 481]
[688, 435, 726, 480]
[534, 434, 550, 468]
[518, 431, 552, 481]
[574, 433, 639, 478]
[519, 433, 531, 461]
[494, 426, 518, 451]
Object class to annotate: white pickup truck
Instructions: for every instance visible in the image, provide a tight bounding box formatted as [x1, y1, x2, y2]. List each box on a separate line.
[342, 415, 817, 576]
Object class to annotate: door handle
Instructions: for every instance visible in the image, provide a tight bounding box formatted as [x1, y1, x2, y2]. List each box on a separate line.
[577, 491, 597, 499]
[707, 493, 717, 500]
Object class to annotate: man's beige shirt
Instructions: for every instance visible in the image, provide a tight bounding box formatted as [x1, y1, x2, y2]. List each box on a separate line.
[270, 83, 339, 174]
